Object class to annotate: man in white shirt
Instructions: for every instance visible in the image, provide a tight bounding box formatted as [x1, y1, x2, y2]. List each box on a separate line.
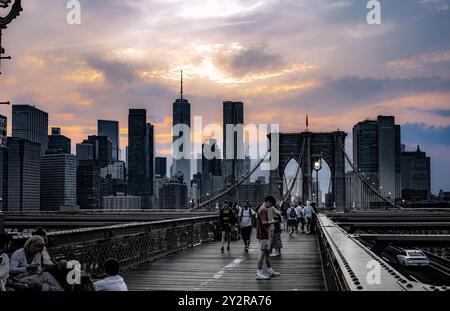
[95, 259, 128, 291]
[239, 201, 256, 253]
[302, 201, 315, 233]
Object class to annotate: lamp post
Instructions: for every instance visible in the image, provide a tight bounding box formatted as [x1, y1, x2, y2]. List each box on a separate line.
[313, 159, 322, 207]
[0, 0, 23, 74]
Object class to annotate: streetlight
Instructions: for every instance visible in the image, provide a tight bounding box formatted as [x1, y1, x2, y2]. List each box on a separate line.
[313, 159, 322, 207]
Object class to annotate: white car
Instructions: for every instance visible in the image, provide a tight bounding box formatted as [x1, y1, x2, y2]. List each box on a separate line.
[397, 250, 430, 267]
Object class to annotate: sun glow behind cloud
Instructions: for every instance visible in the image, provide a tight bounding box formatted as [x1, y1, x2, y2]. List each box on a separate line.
[178, 0, 263, 18]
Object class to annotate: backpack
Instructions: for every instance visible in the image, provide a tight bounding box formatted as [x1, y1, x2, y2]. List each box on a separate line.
[289, 208, 297, 219]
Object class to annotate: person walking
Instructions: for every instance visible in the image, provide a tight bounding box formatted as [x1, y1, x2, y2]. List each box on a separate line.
[303, 201, 316, 233]
[286, 203, 298, 237]
[295, 202, 305, 233]
[255, 196, 281, 280]
[239, 201, 256, 253]
[219, 201, 237, 253]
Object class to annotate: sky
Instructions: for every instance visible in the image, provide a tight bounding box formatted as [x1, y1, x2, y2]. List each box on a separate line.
[0, 0, 449, 194]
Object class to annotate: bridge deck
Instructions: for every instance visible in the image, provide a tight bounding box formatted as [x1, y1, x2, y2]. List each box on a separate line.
[123, 232, 325, 291]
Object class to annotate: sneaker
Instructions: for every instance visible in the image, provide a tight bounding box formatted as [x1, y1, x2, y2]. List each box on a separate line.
[267, 268, 281, 277]
[221, 247, 224, 253]
[245, 248, 249, 253]
[269, 252, 279, 257]
[256, 272, 270, 280]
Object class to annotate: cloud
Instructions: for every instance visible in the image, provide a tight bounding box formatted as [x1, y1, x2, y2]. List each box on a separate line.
[387, 50, 450, 71]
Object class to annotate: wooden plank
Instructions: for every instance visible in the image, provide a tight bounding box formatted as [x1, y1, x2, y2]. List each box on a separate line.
[124, 232, 325, 291]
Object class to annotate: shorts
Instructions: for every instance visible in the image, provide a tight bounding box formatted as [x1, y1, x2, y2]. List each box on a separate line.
[288, 219, 297, 227]
[220, 223, 232, 232]
[259, 239, 270, 251]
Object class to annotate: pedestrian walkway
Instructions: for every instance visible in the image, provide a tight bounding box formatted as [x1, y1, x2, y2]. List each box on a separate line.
[123, 232, 325, 291]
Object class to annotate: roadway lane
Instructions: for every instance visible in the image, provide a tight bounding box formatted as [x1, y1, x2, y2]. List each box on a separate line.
[381, 247, 450, 287]
[358, 238, 450, 287]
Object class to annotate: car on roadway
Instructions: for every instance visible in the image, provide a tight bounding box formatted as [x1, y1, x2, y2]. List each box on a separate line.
[397, 249, 430, 267]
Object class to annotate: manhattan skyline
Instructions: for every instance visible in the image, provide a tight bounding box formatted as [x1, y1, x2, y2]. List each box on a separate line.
[0, 0, 449, 194]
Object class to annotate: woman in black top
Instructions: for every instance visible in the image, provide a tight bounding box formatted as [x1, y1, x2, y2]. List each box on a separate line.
[219, 202, 237, 253]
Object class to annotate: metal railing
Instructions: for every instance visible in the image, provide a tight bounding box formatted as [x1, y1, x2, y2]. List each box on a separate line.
[13, 216, 219, 278]
[316, 214, 432, 291]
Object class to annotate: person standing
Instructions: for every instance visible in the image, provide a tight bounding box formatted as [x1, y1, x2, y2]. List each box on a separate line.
[303, 201, 316, 234]
[219, 202, 237, 253]
[286, 203, 298, 236]
[239, 201, 256, 253]
[255, 196, 281, 280]
[270, 211, 283, 257]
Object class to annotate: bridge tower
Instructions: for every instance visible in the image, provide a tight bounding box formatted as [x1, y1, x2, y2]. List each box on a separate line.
[269, 131, 347, 212]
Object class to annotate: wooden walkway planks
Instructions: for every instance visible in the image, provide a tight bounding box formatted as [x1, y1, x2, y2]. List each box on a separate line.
[124, 232, 326, 291]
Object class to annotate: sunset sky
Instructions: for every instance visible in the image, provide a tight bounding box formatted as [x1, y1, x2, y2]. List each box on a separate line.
[0, 0, 449, 194]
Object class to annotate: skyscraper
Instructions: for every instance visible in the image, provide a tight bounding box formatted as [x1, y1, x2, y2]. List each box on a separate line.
[155, 157, 167, 177]
[48, 127, 71, 154]
[41, 152, 77, 211]
[76, 142, 94, 161]
[0, 115, 7, 148]
[98, 120, 120, 161]
[223, 101, 244, 185]
[12, 105, 48, 155]
[0, 116, 7, 211]
[84, 135, 112, 168]
[172, 71, 191, 188]
[158, 179, 188, 210]
[401, 146, 431, 201]
[6, 137, 41, 212]
[377, 116, 401, 199]
[128, 109, 154, 209]
[353, 116, 401, 207]
[77, 160, 102, 210]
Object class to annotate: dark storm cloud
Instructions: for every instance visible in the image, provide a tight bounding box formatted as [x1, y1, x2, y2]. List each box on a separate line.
[215, 45, 285, 77]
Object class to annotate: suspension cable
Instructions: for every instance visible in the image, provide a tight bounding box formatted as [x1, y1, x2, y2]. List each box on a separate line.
[194, 149, 272, 209]
[280, 138, 306, 207]
[336, 137, 397, 208]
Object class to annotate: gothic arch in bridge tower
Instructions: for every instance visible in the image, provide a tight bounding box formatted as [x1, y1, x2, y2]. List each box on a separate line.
[269, 131, 348, 212]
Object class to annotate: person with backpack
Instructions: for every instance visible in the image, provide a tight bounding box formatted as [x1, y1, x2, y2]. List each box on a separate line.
[295, 202, 305, 233]
[219, 201, 237, 253]
[286, 203, 298, 237]
[238, 200, 256, 253]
